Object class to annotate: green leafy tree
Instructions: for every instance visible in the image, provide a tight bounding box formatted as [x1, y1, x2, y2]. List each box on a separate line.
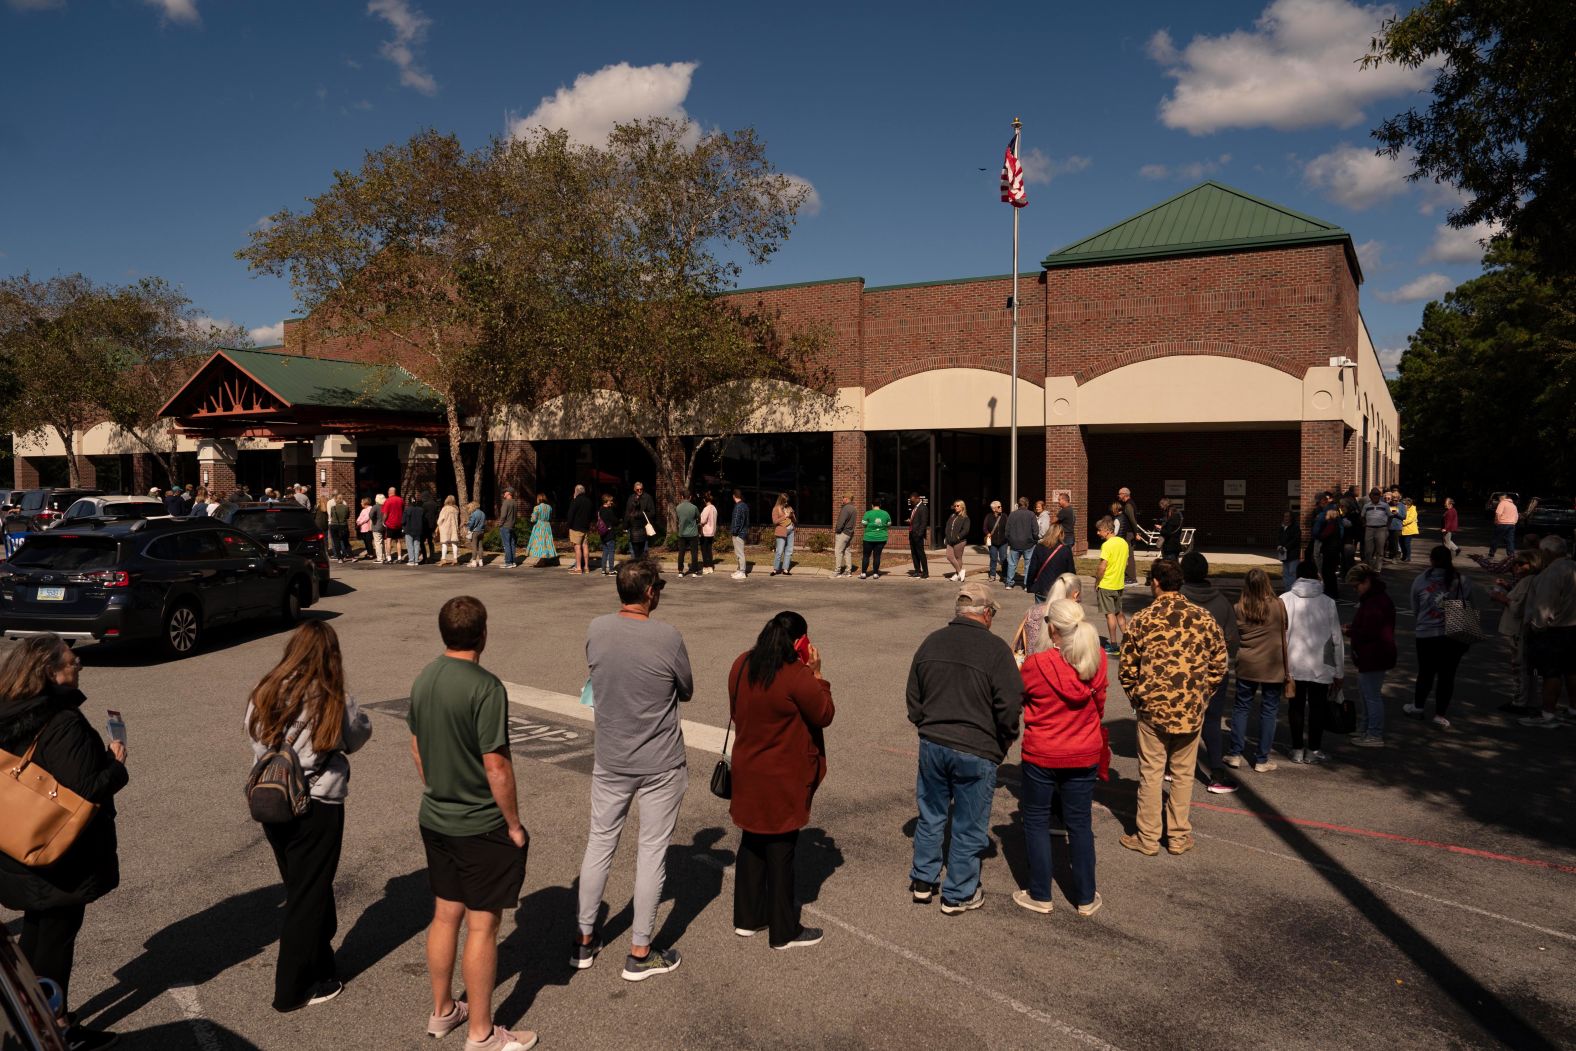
[1365, 1, 1576, 278]
[1395, 241, 1576, 498]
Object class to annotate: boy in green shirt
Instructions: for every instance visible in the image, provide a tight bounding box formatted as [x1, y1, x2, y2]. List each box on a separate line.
[1096, 516, 1130, 655]
[859, 499, 892, 579]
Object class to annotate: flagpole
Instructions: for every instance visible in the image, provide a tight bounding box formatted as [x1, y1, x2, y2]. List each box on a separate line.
[1010, 117, 1021, 508]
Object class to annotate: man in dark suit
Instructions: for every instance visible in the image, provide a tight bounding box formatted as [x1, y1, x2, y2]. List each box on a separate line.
[907, 493, 930, 578]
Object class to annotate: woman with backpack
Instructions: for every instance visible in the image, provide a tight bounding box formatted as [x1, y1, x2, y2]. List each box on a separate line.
[1407, 545, 1472, 729]
[244, 621, 372, 1013]
[0, 635, 128, 1051]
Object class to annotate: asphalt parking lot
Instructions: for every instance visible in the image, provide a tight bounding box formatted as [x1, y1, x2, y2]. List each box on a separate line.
[3, 538, 1573, 1050]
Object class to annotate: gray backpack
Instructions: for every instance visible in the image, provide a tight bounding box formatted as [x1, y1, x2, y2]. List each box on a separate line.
[245, 723, 313, 824]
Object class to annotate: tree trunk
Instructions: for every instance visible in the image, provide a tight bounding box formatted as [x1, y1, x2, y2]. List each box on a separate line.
[125, 426, 178, 489]
[444, 396, 470, 507]
[651, 433, 688, 535]
[56, 426, 81, 488]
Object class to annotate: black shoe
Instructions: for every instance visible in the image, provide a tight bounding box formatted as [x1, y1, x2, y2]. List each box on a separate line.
[771, 927, 824, 950]
[64, 1024, 119, 1051]
[910, 877, 939, 904]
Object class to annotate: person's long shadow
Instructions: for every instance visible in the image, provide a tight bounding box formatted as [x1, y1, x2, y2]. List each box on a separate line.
[121, 1018, 262, 1050]
[1228, 777, 1561, 1050]
[75, 884, 285, 1030]
[796, 827, 844, 904]
[334, 870, 430, 982]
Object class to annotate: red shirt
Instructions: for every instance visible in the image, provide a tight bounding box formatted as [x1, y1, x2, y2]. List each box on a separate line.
[1019, 648, 1109, 777]
[382, 495, 404, 531]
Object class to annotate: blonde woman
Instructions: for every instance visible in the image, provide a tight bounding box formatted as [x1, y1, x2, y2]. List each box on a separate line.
[943, 500, 971, 580]
[244, 621, 372, 1012]
[436, 495, 461, 565]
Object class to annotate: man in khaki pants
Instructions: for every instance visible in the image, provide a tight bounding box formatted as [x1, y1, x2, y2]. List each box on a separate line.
[1117, 559, 1227, 857]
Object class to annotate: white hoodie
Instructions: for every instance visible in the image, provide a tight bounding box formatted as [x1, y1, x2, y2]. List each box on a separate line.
[1280, 578, 1345, 684]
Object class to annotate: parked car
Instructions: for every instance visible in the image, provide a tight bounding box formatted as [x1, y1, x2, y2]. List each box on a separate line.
[0, 489, 18, 513]
[1525, 496, 1576, 540]
[13, 488, 105, 530]
[58, 494, 169, 525]
[0, 517, 319, 659]
[211, 502, 330, 585]
[0, 929, 68, 1051]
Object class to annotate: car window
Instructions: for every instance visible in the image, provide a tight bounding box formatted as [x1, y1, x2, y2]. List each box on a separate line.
[219, 531, 267, 559]
[64, 500, 94, 520]
[6, 535, 120, 571]
[145, 536, 182, 561]
[103, 502, 156, 519]
[19, 492, 44, 512]
[185, 531, 228, 560]
[230, 508, 315, 533]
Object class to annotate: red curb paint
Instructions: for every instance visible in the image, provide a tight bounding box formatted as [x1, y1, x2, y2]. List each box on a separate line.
[1190, 801, 1576, 875]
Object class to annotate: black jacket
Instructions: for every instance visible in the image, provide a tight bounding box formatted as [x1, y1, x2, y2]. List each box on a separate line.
[1026, 541, 1075, 597]
[0, 687, 126, 911]
[984, 511, 1007, 546]
[1159, 509, 1184, 556]
[625, 492, 657, 531]
[1005, 508, 1037, 550]
[944, 512, 970, 546]
[567, 493, 595, 532]
[906, 617, 1023, 763]
[422, 498, 440, 536]
[909, 500, 930, 537]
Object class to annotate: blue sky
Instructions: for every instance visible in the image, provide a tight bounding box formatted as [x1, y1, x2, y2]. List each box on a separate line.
[1, 0, 1487, 372]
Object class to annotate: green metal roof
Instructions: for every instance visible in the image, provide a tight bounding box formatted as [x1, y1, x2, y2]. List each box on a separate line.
[1042, 181, 1359, 280]
[219, 347, 443, 413]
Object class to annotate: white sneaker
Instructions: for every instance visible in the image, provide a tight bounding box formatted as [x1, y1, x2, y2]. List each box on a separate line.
[957, 569, 966, 581]
[1430, 716, 1451, 729]
[731, 571, 747, 580]
[1290, 748, 1305, 764]
[1519, 712, 1559, 728]
[1402, 703, 1423, 718]
[1221, 755, 1244, 769]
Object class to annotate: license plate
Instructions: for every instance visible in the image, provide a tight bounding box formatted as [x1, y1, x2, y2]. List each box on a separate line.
[269, 543, 290, 553]
[36, 586, 65, 601]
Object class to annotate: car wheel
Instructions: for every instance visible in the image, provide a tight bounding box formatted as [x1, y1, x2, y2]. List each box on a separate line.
[280, 579, 303, 623]
[162, 601, 201, 658]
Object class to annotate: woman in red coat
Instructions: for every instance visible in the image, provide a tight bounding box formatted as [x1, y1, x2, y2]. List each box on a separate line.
[727, 611, 835, 950]
[1013, 599, 1108, 917]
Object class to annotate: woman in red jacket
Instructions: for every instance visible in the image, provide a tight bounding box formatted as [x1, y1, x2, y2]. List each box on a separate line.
[1014, 599, 1108, 917]
[727, 611, 835, 949]
[1344, 566, 1396, 746]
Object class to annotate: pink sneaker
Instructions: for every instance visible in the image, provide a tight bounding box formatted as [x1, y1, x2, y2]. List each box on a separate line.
[465, 1026, 538, 1051]
[427, 1000, 468, 1038]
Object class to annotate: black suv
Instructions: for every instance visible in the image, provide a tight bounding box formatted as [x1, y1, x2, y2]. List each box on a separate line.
[0, 518, 319, 659]
[211, 503, 330, 586]
[14, 488, 105, 529]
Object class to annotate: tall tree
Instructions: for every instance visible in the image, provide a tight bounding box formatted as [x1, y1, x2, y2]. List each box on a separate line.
[1365, 1, 1576, 278]
[1394, 240, 1576, 498]
[554, 118, 835, 525]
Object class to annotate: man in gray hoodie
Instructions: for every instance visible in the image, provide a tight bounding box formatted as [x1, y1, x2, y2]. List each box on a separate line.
[1180, 552, 1240, 794]
[833, 495, 857, 577]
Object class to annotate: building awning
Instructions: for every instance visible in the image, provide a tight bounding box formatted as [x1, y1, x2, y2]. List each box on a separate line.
[159, 347, 446, 439]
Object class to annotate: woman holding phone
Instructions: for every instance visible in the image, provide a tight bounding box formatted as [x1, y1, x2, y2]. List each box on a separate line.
[727, 611, 835, 949]
[0, 634, 128, 1051]
[244, 621, 372, 1012]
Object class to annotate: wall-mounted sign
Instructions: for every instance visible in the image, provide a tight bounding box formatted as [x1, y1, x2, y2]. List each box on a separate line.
[1169, 499, 1186, 512]
[1287, 480, 1301, 497]
[1164, 479, 1187, 497]
[1288, 498, 1301, 512]
[1223, 480, 1247, 497]
[1224, 498, 1245, 512]
[1052, 489, 1071, 506]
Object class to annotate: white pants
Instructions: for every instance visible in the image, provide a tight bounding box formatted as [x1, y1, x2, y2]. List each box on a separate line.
[440, 540, 458, 563]
[834, 533, 853, 573]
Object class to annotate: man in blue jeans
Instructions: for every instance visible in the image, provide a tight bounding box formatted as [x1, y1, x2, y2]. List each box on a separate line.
[905, 581, 1024, 913]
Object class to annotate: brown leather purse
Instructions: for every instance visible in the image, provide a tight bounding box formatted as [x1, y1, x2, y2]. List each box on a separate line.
[0, 729, 98, 867]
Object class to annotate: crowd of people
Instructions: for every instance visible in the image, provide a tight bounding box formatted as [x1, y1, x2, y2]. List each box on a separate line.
[4, 476, 1574, 1050]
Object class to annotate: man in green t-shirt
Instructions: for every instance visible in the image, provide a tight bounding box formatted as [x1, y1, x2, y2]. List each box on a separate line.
[859, 498, 893, 579]
[1095, 517, 1130, 655]
[407, 596, 535, 1050]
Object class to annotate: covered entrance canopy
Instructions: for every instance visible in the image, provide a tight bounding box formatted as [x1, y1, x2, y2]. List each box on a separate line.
[159, 347, 445, 439]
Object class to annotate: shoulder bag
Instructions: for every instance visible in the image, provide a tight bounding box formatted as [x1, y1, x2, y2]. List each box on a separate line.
[0, 719, 99, 867]
[1441, 584, 1488, 646]
[711, 663, 744, 800]
[642, 511, 657, 538]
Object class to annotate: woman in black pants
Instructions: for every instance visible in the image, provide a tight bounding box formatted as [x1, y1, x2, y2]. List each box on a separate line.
[1406, 545, 1471, 729]
[245, 621, 373, 1012]
[0, 635, 129, 1051]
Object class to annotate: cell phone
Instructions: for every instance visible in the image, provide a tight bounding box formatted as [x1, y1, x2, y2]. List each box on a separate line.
[106, 709, 126, 746]
[794, 636, 812, 664]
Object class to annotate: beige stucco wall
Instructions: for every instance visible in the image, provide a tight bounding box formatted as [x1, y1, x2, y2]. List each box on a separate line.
[1056, 356, 1304, 426]
[489, 384, 865, 442]
[12, 421, 211, 458]
[863, 369, 1044, 432]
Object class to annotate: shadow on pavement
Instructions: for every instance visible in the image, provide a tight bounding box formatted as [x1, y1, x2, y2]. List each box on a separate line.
[77, 610, 343, 668]
[76, 883, 284, 1030]
[335, 869, 430, 982]
[120, 1018, 262, 1050]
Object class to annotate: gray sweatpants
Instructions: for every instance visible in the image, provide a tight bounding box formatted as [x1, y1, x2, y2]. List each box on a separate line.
[733, 536, 747, 573]
[576, 763, 689, 946]
[833, 533, 853, 573]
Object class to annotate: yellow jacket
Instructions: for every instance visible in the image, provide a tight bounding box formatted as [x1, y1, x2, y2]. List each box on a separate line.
[1402, 503, 1419, 536]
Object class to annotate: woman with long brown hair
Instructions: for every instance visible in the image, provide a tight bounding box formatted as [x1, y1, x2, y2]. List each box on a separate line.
[0, 634, 128, 1051]
[244, 620, 372, 1013]
[1226, 568, 1289, 773]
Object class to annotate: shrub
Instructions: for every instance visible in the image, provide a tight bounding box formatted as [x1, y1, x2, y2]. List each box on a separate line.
[806, 531, 831, 554]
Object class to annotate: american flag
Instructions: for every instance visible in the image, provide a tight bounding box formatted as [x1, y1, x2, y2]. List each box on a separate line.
[1000, 137, 1027, 207]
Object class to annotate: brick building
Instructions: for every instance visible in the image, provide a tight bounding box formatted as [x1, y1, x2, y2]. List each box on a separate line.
[12, 181, 1399, 550]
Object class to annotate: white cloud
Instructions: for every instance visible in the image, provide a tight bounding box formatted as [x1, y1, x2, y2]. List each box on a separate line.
[1377, 273, 1454, 303]
[248, 321, 285, 346]
[145, 0, 198, 23]
[1149, 0, 1434, 134]
[1354, 238, 1384, 272]
[1302, 143, 1411, 209]
[783, 174, 821, 217]
[1375, 345, 1404, 375]
[1020, 149, 1091, 185]
[367, 0, 436, 95]
[1138, 153, 1231, 181]
[509, 61, 698, 145]
[1422, 219, 1501, 262]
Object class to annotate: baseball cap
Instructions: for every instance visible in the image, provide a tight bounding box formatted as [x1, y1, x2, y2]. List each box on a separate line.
[956, 580, 1002, 612]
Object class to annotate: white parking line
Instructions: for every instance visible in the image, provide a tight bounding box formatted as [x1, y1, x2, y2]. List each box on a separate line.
[503, 681, 730, 755]
[166, 985, 224, 1051]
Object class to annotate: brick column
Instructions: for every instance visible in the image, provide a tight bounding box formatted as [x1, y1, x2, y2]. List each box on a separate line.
[833, 431, 867, 558]
[1342, 427, 1360, 493]
[1045, 425, 1089, 553]
[130, 454, 153, 495]
[313, 434, 358, 504]
[13, 456, 41, 490]
[398, 437, 440, 498]
[494, 439, 537, 508]
[1298, 421, 1345, 519]
[70, 454, 97, 490]
[196, 438, 238, 499]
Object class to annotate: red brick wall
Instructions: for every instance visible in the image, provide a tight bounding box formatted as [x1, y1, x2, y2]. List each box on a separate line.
[722, 279, 865, 389]
[13, 457, 40, 490]
[1045, 425, 1089, 554]
[861, 275, 1047, 394]
[317, 458, 356, 502]
[1087, 429, 1301, 548]
[1299, 420, 1348, 517]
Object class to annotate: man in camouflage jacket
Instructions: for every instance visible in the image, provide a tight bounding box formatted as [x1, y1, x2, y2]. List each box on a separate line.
[1117, 559, 1228, 856]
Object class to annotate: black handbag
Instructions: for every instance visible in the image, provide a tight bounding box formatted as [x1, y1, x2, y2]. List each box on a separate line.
[711, 664, 742, 800]
[1328, 689, 1358, 735]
